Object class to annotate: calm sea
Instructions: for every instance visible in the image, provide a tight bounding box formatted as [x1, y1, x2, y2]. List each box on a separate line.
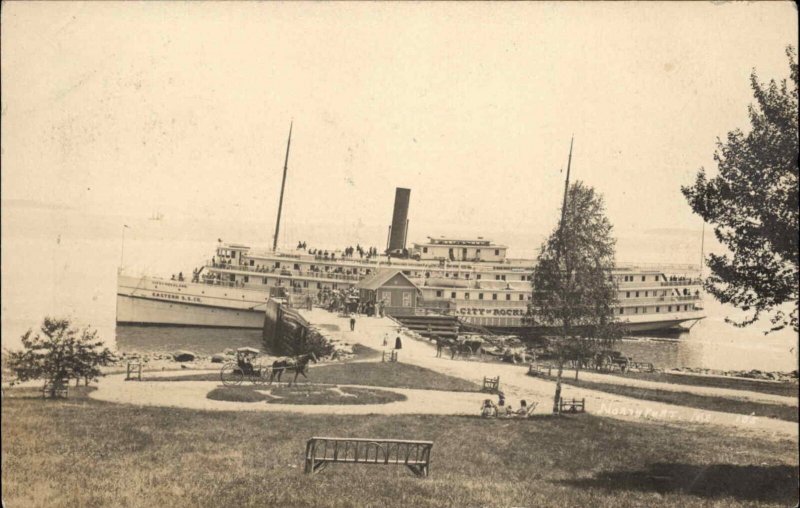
[2, 205, 797, 372]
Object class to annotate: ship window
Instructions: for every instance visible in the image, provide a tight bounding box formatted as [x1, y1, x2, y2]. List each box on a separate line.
[436, 290, 443, 297]
[656, 306, 660, 312]
[496, 275, 501, 280]
[519, 294, 524, 301]
[634, 307, 639, 314]
[317, 282, 321, 289]
[229, 274, 235, 282]
[303, 281, 308, 288]
[641, 276, 646, 281]
[619, 308, 624, 315]
[502, 275, 506, 281]
[451, 292, 456, 299]
[262, 277, 267, 284]
[275, 262, 280, 268]
[423, 247, 428, 253]
[294, 264, 300, 270]
[465, 273, 470, 279]
[492, 294, 497, 300]
[244, 276, 249, 283]
[645, 291, 648, 297]
[479, 293, 484, 300]
[476, 274, 481, 280]
[635, 291, 639, 297]
[626, 291, 630, 298]
[249, 259, 254, 266]
[668, 305, 672, 312]
[465, 293, 470, 300]
[506, 294, 511, 301]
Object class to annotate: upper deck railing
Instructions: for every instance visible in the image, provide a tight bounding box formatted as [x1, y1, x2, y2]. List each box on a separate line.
[207, 261, 362, 282]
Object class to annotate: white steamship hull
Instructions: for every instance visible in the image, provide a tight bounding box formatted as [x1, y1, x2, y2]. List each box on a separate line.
[116, 274, 268, 329]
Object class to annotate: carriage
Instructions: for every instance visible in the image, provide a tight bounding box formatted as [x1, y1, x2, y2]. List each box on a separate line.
[449, 335, 486, 360]
[220, 347, 272, 386]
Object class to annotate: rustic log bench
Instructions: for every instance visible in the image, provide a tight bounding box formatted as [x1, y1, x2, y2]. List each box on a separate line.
[481, 376, 500, 393]
[42, 378, 70, 398]
[559, 397, 585, 414]
[305, 437, 433, 477]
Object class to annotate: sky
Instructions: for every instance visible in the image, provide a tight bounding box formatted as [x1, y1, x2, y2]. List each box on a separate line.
[2, 1, 798, 246]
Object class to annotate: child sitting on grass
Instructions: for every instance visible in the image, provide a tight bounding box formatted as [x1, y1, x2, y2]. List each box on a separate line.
[480, 399, 498, 418]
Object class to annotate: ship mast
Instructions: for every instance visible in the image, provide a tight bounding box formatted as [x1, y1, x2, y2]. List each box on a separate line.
[557, 135, 574, 253]
[273, 121, 293, 252]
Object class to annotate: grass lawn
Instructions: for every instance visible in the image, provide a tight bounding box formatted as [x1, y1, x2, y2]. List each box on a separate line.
[550, 377, 798, 423]
[148, 361, 481, 392]
[207, 384, 407, 405]
[2, 388, 797, 507]
[596, 370, 799, 398]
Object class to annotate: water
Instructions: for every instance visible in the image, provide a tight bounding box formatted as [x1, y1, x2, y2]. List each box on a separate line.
[2, 205, 797, 372]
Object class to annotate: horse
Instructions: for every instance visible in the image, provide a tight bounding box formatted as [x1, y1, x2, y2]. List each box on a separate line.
[269, 352, 318, 386]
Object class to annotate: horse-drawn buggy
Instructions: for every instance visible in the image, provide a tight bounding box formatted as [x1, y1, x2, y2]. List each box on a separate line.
[220, 347, 272, 386]
[588, 350, 631, 372]
[448, 335, 486, 360]
[220, 347, 319, 387]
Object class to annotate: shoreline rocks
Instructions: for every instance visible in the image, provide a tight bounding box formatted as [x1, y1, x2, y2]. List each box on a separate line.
[669, 366, 799, 382]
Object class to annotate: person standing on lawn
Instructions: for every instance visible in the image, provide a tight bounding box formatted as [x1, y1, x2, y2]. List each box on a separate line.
[350, 315, 356, 331]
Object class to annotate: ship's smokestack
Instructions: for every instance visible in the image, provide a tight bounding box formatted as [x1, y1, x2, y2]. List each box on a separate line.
[387, 187, 411, 254]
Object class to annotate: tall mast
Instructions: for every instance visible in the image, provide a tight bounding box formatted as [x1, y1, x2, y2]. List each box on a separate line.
[273, 121, 293, 252]
[557, 135, 574, 250]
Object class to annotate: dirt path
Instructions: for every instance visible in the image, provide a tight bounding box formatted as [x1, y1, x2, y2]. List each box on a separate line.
[77, 308, 797, 440]
[90, 373, 488, 415]
[299, 309, 799, 440]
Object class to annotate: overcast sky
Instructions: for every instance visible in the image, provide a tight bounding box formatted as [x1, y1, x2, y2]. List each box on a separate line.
[2, 1, 797, 241]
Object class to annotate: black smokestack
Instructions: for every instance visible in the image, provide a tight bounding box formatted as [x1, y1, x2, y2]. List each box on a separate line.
[387, 187, 411, 253]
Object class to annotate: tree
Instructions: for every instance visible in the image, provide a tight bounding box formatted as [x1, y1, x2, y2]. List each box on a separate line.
[6, 317, 116, 396]
[532, 181, 621, 413]
[682, 48, 799, 333]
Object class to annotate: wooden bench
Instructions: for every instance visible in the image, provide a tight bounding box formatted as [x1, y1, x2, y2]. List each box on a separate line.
[126, 362, 142, 381]
[559, 397, 585, 414]
[304, 437, 433, 477]
[382, 350, 398, 363]
[42, 378, 70, 399]
[481, 376, 500, 393]
[527, 364, 553, 377]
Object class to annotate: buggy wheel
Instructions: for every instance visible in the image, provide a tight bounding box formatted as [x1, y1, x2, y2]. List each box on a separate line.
[253, 367, 271, 386]
[220, 364, 244, 386]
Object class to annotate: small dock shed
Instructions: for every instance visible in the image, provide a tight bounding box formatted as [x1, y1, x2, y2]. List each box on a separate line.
[355, 269, 421, 316]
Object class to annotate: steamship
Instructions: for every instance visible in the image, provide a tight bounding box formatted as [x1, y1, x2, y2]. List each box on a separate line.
[116, 197, 705, 333]
[116, 128, 704, 333]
